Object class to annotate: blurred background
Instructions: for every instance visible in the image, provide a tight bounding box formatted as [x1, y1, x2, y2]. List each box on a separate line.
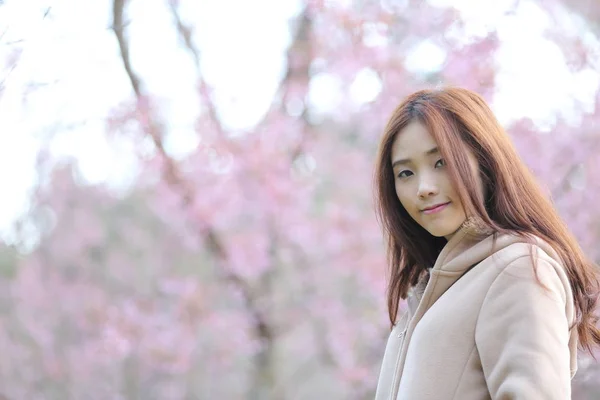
[0, 0, 599, 398]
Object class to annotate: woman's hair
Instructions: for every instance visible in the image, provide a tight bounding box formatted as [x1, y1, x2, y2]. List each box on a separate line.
[373, 86, 600, 354]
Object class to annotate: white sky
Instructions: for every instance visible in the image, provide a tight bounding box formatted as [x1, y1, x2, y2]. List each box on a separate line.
[0, 0, 599, 240]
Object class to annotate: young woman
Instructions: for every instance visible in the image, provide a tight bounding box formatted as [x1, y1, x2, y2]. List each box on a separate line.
[373, 87, 600, 399]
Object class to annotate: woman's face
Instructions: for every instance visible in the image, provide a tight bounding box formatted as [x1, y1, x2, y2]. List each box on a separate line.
[390, 121, 480, 240]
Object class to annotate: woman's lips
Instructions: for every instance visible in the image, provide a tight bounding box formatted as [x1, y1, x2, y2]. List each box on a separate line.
[422, 202, 450, 214]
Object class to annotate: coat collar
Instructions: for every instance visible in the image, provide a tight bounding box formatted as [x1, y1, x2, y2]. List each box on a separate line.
[435, 217, 562, 274]
[410, 218, 563, 315]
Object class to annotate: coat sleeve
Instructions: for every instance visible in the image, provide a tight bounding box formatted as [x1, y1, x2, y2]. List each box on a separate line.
[475, 254, 574, 400]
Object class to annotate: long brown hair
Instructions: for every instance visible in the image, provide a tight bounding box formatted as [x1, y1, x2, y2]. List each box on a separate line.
[373, 87, 600, 354]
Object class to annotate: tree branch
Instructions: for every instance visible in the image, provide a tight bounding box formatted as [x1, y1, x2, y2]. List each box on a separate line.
[263, 9, 313, 122]
[112, 0, 141, 97]
[260, 8, 315, 165]
[111, 0, 274, 362]
[167, 0, 226, 137]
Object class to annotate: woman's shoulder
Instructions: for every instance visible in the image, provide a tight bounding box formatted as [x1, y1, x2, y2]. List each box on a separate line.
[484, 232, 572, 300]
[490, 231, 563, 267]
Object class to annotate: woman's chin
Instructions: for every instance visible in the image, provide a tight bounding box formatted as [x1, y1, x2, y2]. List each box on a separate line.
[424, 221, 463, 239]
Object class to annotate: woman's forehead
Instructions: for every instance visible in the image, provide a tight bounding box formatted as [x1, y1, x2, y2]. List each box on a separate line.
[391, 122, 439, 161]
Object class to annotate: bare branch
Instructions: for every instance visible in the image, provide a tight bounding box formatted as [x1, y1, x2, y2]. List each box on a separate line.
[112, 0, 142, 97]
[167, 0, 226, 137]
[167, 1, 200, 69]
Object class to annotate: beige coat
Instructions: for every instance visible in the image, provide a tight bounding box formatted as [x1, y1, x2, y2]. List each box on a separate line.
[375, 224, 578, 400]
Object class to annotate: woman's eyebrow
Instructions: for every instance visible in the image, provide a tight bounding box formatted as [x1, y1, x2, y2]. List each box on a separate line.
[392, 147, 439, 168]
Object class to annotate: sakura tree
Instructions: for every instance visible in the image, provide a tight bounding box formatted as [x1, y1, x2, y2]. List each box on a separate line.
[1, 0, 599, 398]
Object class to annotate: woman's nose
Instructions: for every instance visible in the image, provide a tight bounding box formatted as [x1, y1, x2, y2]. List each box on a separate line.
[417, 176, 439, 199]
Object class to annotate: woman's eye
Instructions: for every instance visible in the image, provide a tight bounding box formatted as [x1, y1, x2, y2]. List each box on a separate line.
[398, 170, 413, 178]
[435, 159, 446, 168]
